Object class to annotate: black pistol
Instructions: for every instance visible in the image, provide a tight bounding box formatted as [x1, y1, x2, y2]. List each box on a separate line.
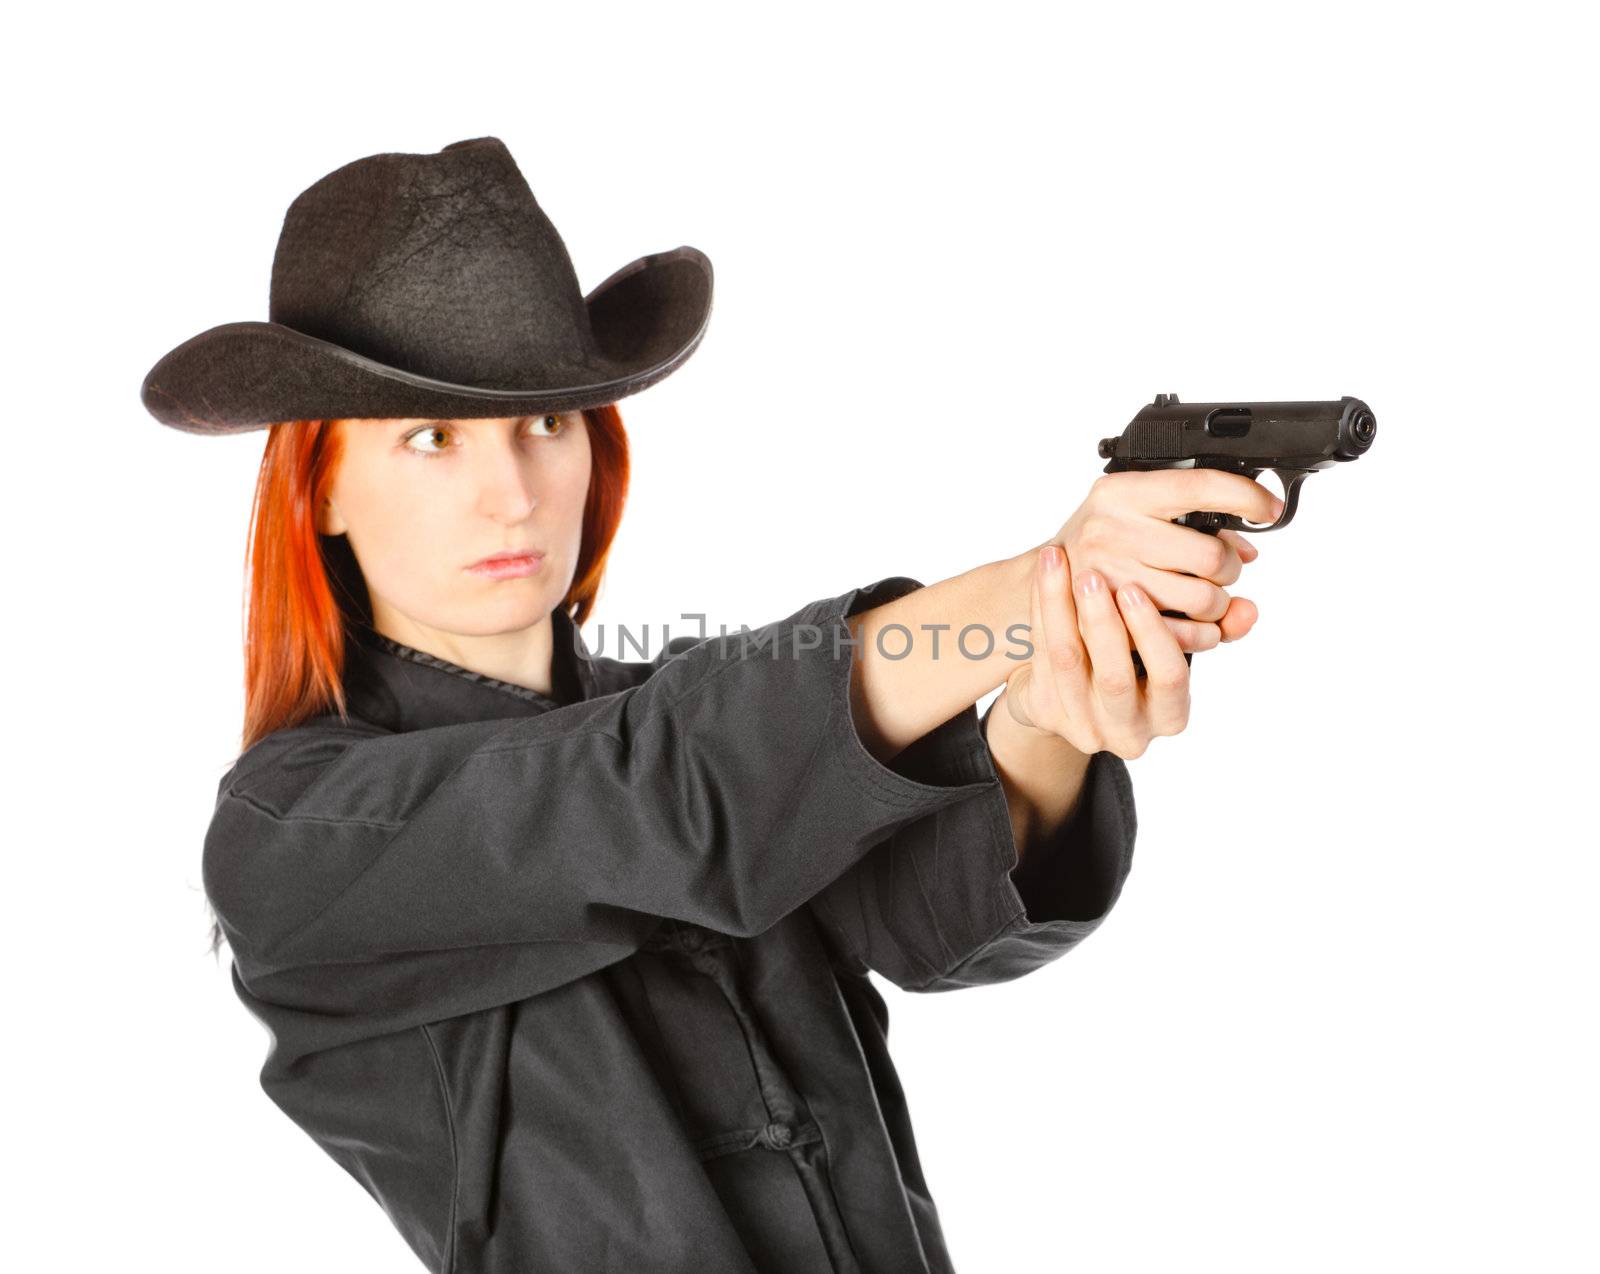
[1097, 394, 1377, 678]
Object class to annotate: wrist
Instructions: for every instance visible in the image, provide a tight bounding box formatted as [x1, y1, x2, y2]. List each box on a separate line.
[986, 687, 1095, 839]
[990, 684, 1090, 756]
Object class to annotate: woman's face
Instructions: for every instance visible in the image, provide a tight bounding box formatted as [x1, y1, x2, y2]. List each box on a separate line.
[318, 413, 592, 648]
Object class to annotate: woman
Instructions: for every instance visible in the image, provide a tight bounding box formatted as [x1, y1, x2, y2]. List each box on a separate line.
[144, 136, 1270, 1273]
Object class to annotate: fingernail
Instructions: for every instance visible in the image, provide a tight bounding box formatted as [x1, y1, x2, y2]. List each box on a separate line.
[1119, 584, 1144, 607]
[1041, 545, 1063, 573]
[1078, 569, 1103, 596]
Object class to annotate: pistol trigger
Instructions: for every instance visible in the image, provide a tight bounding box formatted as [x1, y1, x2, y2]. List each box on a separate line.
[1223, 468, 1311, 533]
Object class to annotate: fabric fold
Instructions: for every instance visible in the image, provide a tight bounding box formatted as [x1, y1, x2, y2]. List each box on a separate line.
[806, 632, 1137, 993]
[203, 576, 996, 1059]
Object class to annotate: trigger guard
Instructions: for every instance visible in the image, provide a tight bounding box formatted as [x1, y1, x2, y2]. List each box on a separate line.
[1221, 468, 1311, 532]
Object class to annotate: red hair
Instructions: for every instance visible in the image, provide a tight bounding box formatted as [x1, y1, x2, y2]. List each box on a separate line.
[205, 406, 629, 956]
[238, 404, 629, 755]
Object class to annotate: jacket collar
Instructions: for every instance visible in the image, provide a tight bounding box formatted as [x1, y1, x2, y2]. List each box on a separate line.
[341, 605, 605, 733]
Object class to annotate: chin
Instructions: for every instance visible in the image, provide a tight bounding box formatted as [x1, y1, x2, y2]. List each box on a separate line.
[461, 588, 563, 637]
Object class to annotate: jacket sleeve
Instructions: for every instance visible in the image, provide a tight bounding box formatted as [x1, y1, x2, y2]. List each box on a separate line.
[805, 673, 1137, 993]
[203, 576, 997, 1059]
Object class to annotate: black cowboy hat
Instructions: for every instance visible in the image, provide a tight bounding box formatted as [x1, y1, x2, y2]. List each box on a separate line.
[141, 136, 714, 435]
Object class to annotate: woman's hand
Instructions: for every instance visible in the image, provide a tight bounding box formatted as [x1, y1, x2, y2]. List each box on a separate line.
[1052, 469, 1281, 649]
[1003, 542, 1193, 759]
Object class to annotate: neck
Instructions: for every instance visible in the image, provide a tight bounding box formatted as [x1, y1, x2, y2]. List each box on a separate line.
[369, 606, 560, 700]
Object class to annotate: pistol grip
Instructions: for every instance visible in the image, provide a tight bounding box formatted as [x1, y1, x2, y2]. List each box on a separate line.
[1129, 468, 1308, 678]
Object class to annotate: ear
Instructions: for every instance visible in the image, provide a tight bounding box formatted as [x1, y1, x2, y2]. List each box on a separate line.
[317, 495, 348, 536]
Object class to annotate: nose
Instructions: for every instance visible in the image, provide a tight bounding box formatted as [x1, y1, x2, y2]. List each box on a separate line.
[471, 430, 540, 523]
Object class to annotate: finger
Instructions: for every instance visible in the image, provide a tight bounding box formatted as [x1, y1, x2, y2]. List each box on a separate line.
[1216, 527, 1259, 564]
[1116, 566, 1233, 625]
[1163, 615, 1222, 652]
[1115, 580, 1189, 737]
[1098, 517, 1245, 586]
[1037, 545, 1097, 744]
[1072, 566, 1142, 739]
[1216, 595, 1259, 642]
[1116, 468, 1286, 526]
[1026, 546, 1072, 730]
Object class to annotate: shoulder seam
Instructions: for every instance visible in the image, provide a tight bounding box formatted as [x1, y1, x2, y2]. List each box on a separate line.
[218, 786, 402, 831]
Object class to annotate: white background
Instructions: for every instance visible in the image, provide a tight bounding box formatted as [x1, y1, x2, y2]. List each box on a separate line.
[6, 2, 1594, 1271]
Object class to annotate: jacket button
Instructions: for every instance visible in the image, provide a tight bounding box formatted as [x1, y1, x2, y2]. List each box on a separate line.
[762, 1121, 793, 1149]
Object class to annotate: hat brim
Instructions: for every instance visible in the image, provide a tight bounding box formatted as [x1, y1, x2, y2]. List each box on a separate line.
[141, 246, 713, 435]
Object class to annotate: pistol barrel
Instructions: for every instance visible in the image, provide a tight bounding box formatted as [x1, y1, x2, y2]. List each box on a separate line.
[1098, 395, 1377, 469]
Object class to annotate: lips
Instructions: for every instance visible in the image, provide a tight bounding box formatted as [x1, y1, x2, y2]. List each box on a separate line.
[465, 549, 546, 580]
[469, 549, 544, 569]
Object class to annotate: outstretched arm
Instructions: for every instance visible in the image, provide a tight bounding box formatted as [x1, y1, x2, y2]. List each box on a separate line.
[844, 468, 1281, 851]
[806, 469, 1278, 991]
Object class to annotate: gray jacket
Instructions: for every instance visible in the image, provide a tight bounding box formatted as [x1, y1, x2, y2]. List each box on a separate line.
[202, 574, 1137, 1272]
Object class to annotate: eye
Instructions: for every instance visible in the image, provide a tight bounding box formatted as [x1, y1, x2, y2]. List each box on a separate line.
[526, 413, 567, 438]
[401, 422, 454, 456]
